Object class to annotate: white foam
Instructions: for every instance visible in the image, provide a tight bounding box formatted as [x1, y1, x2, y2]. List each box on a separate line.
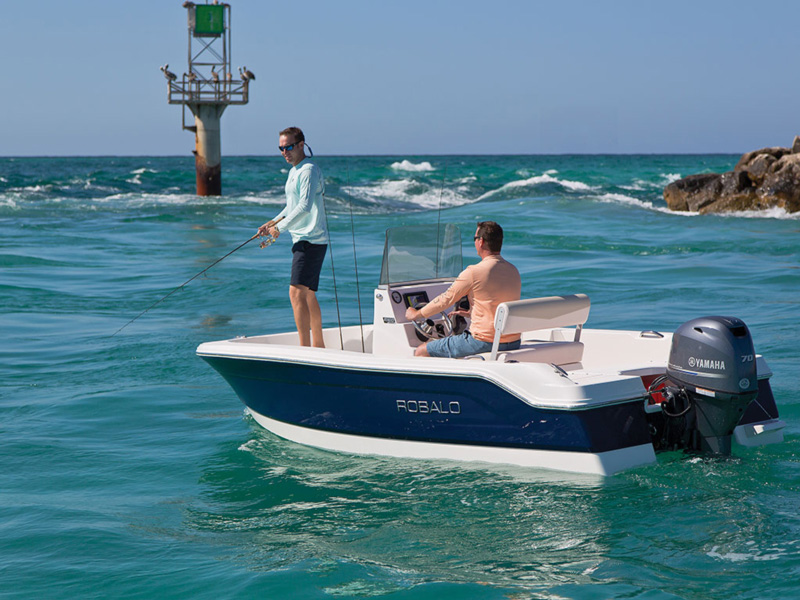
[478, 172, 595, 201]
[390, 160, 435, 172]
[101, 191, 199, 206]
[718, 206, 800, 220]
[707, 545, 785, 562]
[14, 184, 53, 194]
[59, 178, 120, 194]
[238, 192, 285, 206]
[238, 439, 258, 453]
[595, 192, 800, 220]
[595, 192, 696, 215]
[126, 169, 158, 185]
[344, 178, 472, 209]
[620, 174, 681, 192]
[97, 191, 285, 208]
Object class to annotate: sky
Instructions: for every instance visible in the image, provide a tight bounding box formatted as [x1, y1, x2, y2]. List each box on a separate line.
[2, 0, 799, 156]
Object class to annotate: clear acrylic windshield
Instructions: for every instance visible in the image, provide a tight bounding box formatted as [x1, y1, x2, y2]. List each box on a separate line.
[379, 224, 463, 285]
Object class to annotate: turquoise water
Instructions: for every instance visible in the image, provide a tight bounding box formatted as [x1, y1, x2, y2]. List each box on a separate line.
[2, 155, 799, 599]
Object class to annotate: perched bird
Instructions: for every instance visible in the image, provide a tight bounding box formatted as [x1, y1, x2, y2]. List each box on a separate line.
[211, 66, 219, 83]
[226, 71, 232, 82]
[239, 66, 255, 81]
[182, 2, 194, 8]
[184, 71, 197, 82]
[160, 64, 177, 81]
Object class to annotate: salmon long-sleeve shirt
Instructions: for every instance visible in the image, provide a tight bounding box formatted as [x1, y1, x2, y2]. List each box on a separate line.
[419, 254, 521, 343]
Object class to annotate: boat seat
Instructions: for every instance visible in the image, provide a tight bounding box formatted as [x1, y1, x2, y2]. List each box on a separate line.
[495, 340, 585, 364]
[478, 294, 591, 363]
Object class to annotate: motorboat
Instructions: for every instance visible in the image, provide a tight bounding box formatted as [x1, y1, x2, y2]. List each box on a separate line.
[197, 224, 785, 476]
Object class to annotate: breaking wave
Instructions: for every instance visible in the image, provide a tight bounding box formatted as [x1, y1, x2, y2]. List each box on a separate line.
[343, 178, 471, 210]
[477, 170, 596, 201]
[390, 160, 436, 172]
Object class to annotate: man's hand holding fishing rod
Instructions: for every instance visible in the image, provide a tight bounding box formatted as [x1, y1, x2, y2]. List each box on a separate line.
[256, 217, 283, 248]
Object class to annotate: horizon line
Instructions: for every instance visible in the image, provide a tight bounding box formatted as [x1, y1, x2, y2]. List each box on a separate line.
[0, 151, 746, 159]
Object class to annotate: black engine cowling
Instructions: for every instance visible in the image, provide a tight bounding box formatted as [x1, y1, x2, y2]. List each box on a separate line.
[655, 316, 758, 454]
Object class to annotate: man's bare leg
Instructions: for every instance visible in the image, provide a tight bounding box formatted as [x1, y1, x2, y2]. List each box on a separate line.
[289, 284, 325, 348]
[290, 284, 311, 346]
[306, 291, 325, 348]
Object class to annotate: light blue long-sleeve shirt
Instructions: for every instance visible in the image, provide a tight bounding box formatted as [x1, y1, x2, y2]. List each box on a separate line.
[273, 158, 329, 245]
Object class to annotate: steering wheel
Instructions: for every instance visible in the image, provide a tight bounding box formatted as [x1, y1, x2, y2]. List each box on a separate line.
[411, 309, 454, 341]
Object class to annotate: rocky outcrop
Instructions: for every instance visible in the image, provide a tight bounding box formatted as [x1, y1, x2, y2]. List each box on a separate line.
[664, 137, 800, 213]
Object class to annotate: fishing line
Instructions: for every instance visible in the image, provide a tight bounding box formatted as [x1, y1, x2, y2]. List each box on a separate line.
[346, 163, 365, 353]
[110, 220, 281, 338]
[322, 187, 345, 351]
[434, 163, 447, 277]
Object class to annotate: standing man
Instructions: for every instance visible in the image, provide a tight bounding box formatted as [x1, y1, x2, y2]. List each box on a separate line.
[405, 221, 521, 358]
[258, 127, 329, 348]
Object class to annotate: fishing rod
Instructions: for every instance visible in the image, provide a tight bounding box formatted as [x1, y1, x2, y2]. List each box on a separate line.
[434, 163, 447, 277]
[321, 189, 345, 351]
[110, 217, 283, 337]
[346, 163, 365, 353]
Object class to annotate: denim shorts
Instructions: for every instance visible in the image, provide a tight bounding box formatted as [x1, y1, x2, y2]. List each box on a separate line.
[425, 331, 521, 358]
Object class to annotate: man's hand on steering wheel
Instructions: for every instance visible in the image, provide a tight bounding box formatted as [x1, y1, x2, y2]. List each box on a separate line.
[405, 304, 454, 340]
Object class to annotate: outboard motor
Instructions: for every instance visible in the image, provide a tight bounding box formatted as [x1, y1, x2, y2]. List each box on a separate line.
[656, 316, 758, 454]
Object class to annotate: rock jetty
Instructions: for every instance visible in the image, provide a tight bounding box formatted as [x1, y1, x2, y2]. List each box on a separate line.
[664, 137, 800, 213]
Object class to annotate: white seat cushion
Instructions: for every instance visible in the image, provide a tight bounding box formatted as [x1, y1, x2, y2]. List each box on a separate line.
[474, 341, 584, 365]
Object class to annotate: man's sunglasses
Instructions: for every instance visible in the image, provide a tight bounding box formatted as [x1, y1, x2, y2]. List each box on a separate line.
[278, 142, 300, 152]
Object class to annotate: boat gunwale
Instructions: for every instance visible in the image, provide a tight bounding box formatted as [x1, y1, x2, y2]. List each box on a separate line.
[197, 341, 649, 412]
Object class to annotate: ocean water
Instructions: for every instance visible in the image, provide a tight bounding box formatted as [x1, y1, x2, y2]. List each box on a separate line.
[1, 154, 799, 599]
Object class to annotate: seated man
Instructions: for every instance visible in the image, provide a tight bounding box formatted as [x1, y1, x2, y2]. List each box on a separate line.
[405, 221, 522, 358]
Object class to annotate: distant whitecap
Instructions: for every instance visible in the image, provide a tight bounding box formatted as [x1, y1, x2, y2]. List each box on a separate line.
[390, 160, 436, 172]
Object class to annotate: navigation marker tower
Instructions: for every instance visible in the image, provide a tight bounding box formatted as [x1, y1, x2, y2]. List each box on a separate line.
[162, 2, 252, 196]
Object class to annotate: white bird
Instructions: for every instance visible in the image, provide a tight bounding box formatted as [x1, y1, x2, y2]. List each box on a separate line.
[160, 64, 177, 81]
[211, 66, 219, 83]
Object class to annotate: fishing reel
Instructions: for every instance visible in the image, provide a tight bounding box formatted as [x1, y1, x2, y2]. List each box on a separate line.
[258, 217, 284, 249]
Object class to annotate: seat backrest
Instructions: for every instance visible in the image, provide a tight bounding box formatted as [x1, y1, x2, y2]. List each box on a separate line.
[490, 294, 590, 361]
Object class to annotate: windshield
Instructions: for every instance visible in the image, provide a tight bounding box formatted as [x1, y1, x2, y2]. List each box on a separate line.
[379, 224, 463, 285]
